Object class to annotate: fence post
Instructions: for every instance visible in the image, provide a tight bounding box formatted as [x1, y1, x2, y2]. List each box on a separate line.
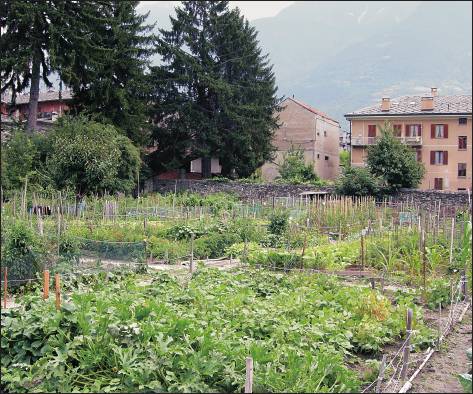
[370, 278, 375, 290]
[3, 267, 7, 309]
[360, 232, 365, 272]
[375, 354, 387, 393]
[245, 356, 253, 393]
[55, 273, 61, 310]
[437, 302, 442, 350]
[400, 308, 413, 382]
[461, 271, 467, 300]
[190, 233, 194, 273]
[422, 230, 427, 302]
[43, 270, 50, 299]
[449, 217, 455, 267]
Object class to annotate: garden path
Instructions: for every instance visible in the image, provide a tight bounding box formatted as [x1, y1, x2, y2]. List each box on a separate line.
[410, 308, 472, 393]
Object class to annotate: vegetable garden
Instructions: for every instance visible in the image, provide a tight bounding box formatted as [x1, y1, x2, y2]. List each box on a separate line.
[1, 191, 471, 393]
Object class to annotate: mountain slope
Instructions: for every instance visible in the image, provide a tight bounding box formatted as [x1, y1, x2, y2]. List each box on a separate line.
[251, 1, 472, 126]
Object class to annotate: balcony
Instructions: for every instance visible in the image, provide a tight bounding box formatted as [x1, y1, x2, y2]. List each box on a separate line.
[351, 136, 423, 146]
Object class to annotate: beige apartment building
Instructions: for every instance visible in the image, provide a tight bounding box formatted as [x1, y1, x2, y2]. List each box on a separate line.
[345, 89, 472, 191]
[261, 97, 340, 181]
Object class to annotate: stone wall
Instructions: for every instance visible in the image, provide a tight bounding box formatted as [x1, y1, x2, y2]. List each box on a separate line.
[392, 188, 471, 211]
[144, 178, 333, 200]
[144, 178, 471, 210]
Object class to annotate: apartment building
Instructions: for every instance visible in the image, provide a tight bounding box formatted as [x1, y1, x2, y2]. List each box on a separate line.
[345, 89, 472, 191]
[261, 97, 340, 181]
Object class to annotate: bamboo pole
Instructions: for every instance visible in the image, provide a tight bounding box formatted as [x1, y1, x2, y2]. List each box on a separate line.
[3, 267, 7, 309]
[55, 273, 61, 310]
[43, 270, 49, 299]
[375, 354, 387, 393]
[400, 309, 413, 382]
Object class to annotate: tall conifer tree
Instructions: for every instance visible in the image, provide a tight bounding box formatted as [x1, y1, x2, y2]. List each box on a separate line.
[149, 1, 280, 177]
[61, 1, 157, 146]
[0, 0, 103, 131]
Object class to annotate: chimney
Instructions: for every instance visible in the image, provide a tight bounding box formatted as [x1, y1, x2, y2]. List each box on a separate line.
[421, 96, 434, 111]
[431, 87, 438, 97]
[381, 97, 391, 111]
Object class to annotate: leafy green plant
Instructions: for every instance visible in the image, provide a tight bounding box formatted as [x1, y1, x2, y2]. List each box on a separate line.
[1, 221, 44, 283]
[458, 348, 472, 393]
[268, 211, 289, 236]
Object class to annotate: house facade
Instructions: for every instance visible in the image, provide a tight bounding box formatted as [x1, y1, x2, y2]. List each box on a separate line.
[261, 97, 340, 181]
[345, 88, 472, 191]
[1, 89, 72, 126]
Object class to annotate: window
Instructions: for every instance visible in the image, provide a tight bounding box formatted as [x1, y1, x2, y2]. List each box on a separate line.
[317, 154, 320, 159]
[459, 136, 467, 150]
[431, 124, 448, 138]
[324, 131, 327, 137]
[393, 124, 402, 137]
[324, 156, 329, 161]
[367, 125, 376, 137]
[459, 117, 467, 125]
[416, 150, 422, 162]
[458, 163, 467, 177]
[430, 151, 448, 165]
[406, 124, 421, 137]
[434, 178, 443, 190]
[458, 188, 467, 191]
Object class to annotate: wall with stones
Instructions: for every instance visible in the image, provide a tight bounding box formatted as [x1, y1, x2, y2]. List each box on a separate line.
[144, 178, 471, 210]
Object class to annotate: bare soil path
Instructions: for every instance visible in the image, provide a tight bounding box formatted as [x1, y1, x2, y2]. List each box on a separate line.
[410, 308, 472, 393]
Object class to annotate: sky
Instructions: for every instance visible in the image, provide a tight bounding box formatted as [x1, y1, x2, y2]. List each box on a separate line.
[138, 1, 295, 20]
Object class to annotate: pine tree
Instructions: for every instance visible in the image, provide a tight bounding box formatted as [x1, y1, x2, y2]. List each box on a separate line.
[149, 1, 280, 178]
[61, 1, 157, 146]
[0, 0, 103, 131]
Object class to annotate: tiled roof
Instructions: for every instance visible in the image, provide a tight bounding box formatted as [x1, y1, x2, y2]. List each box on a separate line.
[285, 97, 339, 124]
[345, 95, 472, 118]
[1, 90, 73, 104]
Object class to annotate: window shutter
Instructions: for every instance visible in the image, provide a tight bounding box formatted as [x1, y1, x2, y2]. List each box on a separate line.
[431, 124, 435, 138]
[405, 124, 410, 136]
[444, 124, 448, 138]
[443, 151, 448, 165]
[418, 124, 422, 136]
[434, 178, 439, 190]
[430, 151, 435, 164]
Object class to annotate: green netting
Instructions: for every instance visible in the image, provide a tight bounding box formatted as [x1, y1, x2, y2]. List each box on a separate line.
[72, 237, 146, 262]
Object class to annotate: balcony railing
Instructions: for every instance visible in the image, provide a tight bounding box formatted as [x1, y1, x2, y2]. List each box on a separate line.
[351, 136, 423, 146]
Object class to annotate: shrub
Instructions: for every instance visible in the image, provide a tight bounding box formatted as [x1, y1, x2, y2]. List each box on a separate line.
[335, 167, 382, 196]
[147, 236, 189, 263]
[1, 221, 43, 283]
[278, 146, 319, 184]
[193, 233, 240, 258]
[268, 211, 289, 236]
[367, 122, 425, 192]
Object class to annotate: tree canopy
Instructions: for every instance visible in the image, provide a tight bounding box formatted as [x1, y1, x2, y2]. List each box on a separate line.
[46, 116, 141, 197]
[367, 122, 424, 191]
[148, 1, 280, 178]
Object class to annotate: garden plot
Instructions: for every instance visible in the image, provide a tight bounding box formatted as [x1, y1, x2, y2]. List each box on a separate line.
[0, 267, 441, 393]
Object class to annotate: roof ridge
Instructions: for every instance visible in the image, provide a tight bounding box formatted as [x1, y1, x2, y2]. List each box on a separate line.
[285, 97, 339, 124]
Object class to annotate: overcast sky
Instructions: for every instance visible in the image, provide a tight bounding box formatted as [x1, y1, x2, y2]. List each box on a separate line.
[138, 1, 295, 20]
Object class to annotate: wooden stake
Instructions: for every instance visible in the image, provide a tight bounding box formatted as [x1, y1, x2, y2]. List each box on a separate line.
[422, 230, 426, 301]
[375, 354, 387, 393]
[43, 270, 49, 299]
[400, 308, 413, 382]
[190, 234, 194, 273]
[449, 217, 455, 267]
[55, 273, 61, 310]
[437, 303, 442, 350]
[3, 267, 7, 309]
[245, 357, 253, 393]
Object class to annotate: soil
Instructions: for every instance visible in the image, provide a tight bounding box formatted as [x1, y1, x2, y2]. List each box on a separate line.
[410, 307, 472, 393]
